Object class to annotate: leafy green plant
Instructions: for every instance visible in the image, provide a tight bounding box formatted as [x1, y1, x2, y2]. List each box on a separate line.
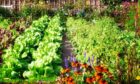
[0, 15, 65, 83]
[101, 0, 121, 11]
[0, 15, 49, 81]
[66, 17, 138, 83]
[0, 17, 32, 53]
[20, 3, 50, 19]
[0, 29, 12, 50]
[20, 4, 32, 18]
[0, 16, 11, 29]
[23, 15, 64, 81]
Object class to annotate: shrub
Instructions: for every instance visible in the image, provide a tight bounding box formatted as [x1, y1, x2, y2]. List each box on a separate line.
[20, 4, 32, 18]
[20, 3, 54, 19]
[0, 7, 12, 17]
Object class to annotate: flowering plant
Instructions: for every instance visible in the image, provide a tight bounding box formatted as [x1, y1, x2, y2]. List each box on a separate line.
[58, 55, 114, 84]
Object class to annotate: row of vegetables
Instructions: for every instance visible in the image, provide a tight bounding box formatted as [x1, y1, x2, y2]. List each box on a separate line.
[0, 16, 11, 29]
[0, 15, 64, 82]
[0, 17, 12, 50]
[23, 15, 63, 81]
[0, 14, 139, 83]
[0, 16, 31, 52]
[66, 17, 140, 83]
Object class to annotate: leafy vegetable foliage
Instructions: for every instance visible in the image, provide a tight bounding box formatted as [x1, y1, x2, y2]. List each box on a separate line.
[1, 15, 49, 80]
[23, 15, 64, 81]
[66, 17, 139, 81]
[0, 16, 11, 29]
[0, 15, 64, 82]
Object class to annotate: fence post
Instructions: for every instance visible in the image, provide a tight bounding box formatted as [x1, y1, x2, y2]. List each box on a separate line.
[4, 0, 5, 6]
[53, 0, 55, 9]
[83, 0, 86, 9]
[95, 0, 97, 9]
[58, 0, 60, 8]
[19, 0, 21, 10]
[90, 0, 91, 7]
[9, 0, 10, 5]
[99, 0, 101, 13]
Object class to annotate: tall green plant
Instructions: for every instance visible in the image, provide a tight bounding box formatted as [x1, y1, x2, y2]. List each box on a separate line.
[66, 17, 137, 83]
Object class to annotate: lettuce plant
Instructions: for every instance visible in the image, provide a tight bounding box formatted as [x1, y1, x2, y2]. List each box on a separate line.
[22, 15, 64, 81]
[1, 15, 49, 80]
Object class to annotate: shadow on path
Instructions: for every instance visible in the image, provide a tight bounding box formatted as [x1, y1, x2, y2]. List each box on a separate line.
[62, 33, 75, 68]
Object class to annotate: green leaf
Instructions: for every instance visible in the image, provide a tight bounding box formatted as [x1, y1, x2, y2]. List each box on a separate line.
[21, 52, 27, 58]
[23, 71, 34, 78]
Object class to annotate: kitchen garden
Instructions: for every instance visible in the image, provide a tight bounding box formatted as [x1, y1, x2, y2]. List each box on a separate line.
[0, 0, 140, 84]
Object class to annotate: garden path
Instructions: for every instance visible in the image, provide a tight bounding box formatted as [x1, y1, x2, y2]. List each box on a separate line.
[62, 33, 75, 67]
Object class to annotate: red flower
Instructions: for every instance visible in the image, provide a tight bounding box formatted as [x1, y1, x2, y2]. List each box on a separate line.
[86, 77, 93, 84]
[95, 65, 103, 72]
[65, 76, 75, 84]
[102, 68, 109, 73]
[61, 68, 70, 74]
[91, 76, 96, 82]
[99, 80, 108, 84]
[67, 81, 75, 84]
[65, 76, 73, 82]
[95, 65, 109, 73]
[81, 63, 88, 68]
[65, 68, 70, 72]
[71, 61, 80, 67]
[74, 71, 82, 76]
[95, 72, 103, 81]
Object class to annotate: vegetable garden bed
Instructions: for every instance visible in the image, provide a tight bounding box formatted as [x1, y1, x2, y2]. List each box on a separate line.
[0, 2, 140, 83]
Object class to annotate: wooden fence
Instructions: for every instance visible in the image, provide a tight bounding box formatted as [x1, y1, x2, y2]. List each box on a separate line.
[44, 0, 102, 9]
[0, 0, 23, 11]
[0, 0, 103, 11]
